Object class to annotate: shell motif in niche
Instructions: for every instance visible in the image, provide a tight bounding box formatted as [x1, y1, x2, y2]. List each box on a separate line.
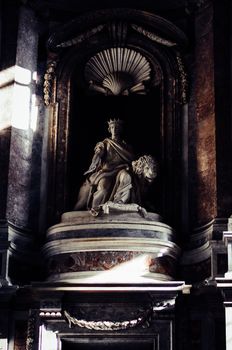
[85, 47, 152, 96]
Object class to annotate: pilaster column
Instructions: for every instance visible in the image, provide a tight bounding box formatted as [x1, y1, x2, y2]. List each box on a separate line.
[7, 5, 39, 231]
[5, 5, 43, 282]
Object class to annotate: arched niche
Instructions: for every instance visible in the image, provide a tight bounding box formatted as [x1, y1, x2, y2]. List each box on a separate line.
[45, 9, 188, 231]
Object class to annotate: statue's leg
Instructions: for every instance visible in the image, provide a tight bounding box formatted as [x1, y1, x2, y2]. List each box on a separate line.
[92, 178, 111, 208]
[73, 181, 91, 210]
[112, 170, 132, 204]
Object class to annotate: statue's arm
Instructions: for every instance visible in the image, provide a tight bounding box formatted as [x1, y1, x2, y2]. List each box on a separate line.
[84, 141, 105, 175]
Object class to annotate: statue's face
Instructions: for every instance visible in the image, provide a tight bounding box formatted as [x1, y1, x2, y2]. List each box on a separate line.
[109, 123, 122, 137]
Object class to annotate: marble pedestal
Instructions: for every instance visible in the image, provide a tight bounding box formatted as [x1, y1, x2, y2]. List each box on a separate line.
[43, 211, 180, 283]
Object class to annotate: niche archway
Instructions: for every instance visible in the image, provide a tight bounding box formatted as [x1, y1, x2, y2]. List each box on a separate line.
[45, 9, 188, 231]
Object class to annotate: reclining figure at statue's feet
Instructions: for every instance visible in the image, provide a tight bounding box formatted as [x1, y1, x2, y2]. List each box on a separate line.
[74, 119, 158, 216]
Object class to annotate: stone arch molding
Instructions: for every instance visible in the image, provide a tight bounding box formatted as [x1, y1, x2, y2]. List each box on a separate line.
[43, 9, 189, 106]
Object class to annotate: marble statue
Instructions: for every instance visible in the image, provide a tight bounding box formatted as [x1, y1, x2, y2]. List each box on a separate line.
[74, 118, 135, 210]
[74, 119, 158, 216]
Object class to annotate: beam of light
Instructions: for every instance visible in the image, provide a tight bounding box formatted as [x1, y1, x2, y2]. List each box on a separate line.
[12, 66, 31, 130]
[0, 65, 39, 131]
[0, 339, 8, 350]
[0, 66, 15, 130]
[32, 71, 37, 81]
[30, 93, 38, 132]
[11, 66, 39, 131]
[76, 254, 160, 284]
[0, 66, 39, 132]
[226, 308, 232, 348]
[15, 65, 31, 85]
[11, 83, 31, 130]
[39, 325, 59, 350]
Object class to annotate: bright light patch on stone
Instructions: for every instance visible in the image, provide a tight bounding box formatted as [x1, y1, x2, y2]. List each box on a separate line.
[0, 66, 15, 130]
[15, 65, 31, 85]
[39, 325, 59, 350]
[30, 94, 38, 132]
[82, 254, 151, 283]
[32, 70, 37, 81]
[12, 84, 30, 130]
[0, 339, 8, 350]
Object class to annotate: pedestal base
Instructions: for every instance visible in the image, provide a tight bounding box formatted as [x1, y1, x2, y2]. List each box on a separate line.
[43, 211, 180, 283]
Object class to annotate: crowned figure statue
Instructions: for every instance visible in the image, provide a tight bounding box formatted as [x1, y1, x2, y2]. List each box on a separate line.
[74, 118, 157, 216]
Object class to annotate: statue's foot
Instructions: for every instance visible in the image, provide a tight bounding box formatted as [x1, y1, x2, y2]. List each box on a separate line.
[138, 206, 148, 218]
[89, 207, 100, 216]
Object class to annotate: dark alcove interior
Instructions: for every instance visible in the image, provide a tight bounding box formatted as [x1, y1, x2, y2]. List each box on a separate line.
[66, 76, 163, 214]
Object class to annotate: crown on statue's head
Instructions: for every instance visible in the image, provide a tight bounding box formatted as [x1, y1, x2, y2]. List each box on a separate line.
[107, 118, 124, 127]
